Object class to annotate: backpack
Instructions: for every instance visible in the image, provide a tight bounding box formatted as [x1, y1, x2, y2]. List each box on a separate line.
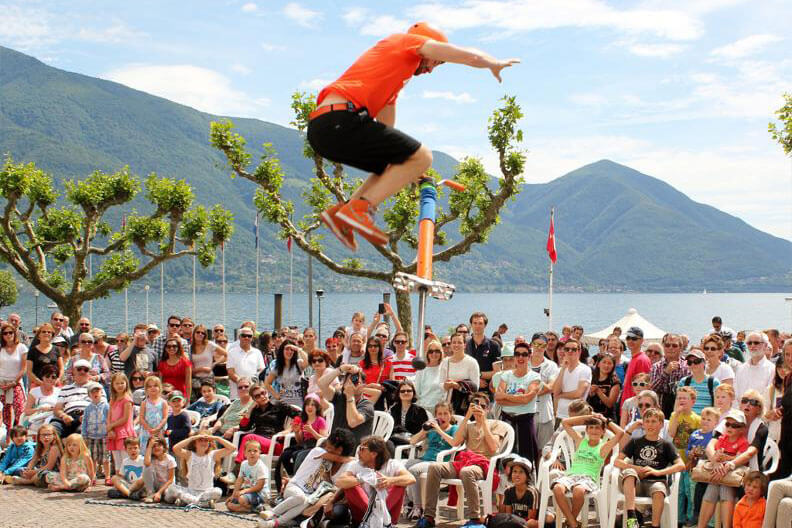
[682, 375, 715, 403]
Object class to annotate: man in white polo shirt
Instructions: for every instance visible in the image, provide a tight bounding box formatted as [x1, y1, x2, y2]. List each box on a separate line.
[226, 328, 264, 398]
[552, 338, 592, 422]
[733, 331, 775, 401]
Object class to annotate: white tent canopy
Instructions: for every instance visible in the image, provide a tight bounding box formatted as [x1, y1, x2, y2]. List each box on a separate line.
[582, 308, 666, 346]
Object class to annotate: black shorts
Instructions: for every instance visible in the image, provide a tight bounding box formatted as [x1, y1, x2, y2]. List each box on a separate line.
[307, 108, 422, 175]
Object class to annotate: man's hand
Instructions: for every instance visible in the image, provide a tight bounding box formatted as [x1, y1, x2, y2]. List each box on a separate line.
[636, 466, 652, 478]
[63, 414, 74, 425]
[490, 58, 520, 82]
[343, 382, 356, 398]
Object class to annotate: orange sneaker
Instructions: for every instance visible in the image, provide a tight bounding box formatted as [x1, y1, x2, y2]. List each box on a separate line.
[321, 203, 357, 251]
[336, 199, 389, 246]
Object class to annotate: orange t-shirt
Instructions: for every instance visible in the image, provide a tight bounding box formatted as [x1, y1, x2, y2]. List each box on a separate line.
[732, 496, 765, 528]
[317, 33, 428, 118]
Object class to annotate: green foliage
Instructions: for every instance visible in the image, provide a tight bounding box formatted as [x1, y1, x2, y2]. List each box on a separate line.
[769, 92, 792, 156]
[208, 204, 235, 245]
[34, 207, 83, 242]
[126, 214, 168, 245]
[0, 270, 17, 308]
[65, 166, 140, 213]
[145, 173, 194, 217]
[88, 251, 139, 292]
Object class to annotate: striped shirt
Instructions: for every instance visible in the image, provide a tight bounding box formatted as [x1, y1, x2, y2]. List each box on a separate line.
[391, 350, 416, 380]
[57, 383, 92, 415]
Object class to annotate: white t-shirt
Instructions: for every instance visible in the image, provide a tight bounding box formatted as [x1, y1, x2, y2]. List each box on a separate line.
[335, 459, 406, 528]
[240, 458, 267, 495]
[440, 355, 481, 394]
[149, 454, 177, 483]
[707, 362, 735, 383]
[227, 347, 264, 397]
[531, 358, 560, 424]
[120, 454, 144, 481]
[187, 450, 216, 491]
[498, 370, 542, 415]
[30, 386, 60, 410]
[0, 343, 27, 380]
[734, 358, 775, 401]
[556, 362, 592, 418]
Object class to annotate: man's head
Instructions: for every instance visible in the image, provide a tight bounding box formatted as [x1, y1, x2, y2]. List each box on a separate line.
[662, 333, 683, 361]
[8, 313, 21, 328]
[711, 316, 723, 332]
[146, 324, 160, 341]
[745, 331, 768, 360]
[200, 380, 216, 401]
[73, 358, 92, 383]
[77, 317, 91, 333]
[469, 312, 488, 336]
[625, 327, 644, 352]
[134, 330, 148, 347]
[607, 335, 625, 356]
[469, 392, 491, 420]
[407, 22, 448, 75]
[50, 311, 66, 331]
[324, 428, 356, 457]
[342, 369, 366, 398]
[497, 323, 508, 336]
[349, 332, 364, 354]
[642, 408, 665, 435]
[571, 325, 584, 340]
[358, 436, 391, 470]
[530, 332, 547, 356]
[179, 317, 194, 339]
[238, 328, 255, 349]
[166, 315, 182, 336]
[561, 339, 582, 364]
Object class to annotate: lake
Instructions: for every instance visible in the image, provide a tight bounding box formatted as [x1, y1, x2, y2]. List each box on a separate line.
[6, 290, 791, 341]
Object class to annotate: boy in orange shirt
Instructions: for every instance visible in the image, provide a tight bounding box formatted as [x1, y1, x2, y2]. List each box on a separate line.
[733, 470, 767, 528]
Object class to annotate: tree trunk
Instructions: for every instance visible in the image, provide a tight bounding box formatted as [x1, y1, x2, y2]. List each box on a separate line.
[394, 288, 413, 346]
[59, 300, 83, 330]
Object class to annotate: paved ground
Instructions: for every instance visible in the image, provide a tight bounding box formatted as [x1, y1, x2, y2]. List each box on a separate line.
[0, 484, 468, 528]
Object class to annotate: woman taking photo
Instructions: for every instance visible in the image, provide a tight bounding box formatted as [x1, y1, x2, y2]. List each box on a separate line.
[191, 324, 227, 397]
[26, 324, 63, 388]
[263, 339, 305, 407]
[274, 393, 327, 492]
[440, 332, 480, 415]
[158, 338, 193, 402]
[390, 380, 429, 445]
[0, 323, 28, 429]
[64, 332, 110, 385]
[587, 353, 621, 419]
[414, 340, 445, 412]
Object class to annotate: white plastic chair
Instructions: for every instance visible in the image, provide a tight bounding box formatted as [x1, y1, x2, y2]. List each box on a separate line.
[430, 420, 515, 521]
[537, 429, 617, 528]
[184, 409, 201, 429]
[373, 410, 394, 440]
[607, 464, 681, 528]
[753, 437, 780, 474]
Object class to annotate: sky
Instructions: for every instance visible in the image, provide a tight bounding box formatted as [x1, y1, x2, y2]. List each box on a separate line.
[2, 0, 791, 240]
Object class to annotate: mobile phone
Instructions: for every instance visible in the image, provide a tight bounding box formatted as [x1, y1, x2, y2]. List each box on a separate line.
[378, 303, 385, 314]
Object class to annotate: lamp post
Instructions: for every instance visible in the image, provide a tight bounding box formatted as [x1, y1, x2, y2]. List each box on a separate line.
[34, 290, 39, 326]
[144, 284, 150, 324]
[315, 289, 324, 343]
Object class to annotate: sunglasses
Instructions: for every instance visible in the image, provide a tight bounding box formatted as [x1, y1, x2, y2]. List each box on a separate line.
[367, 344, 379, 348]
[442, 342, 450, 346]
[626, 336, 640, 341]
[399, 389, 414, 394]
[131, 376, 144, 381]
[216, 340, 228, 345]
[165, 344, 178, 349]
[687, 358, 704, 365]
[428, 349, 442, 354]
[252, 392, 266, 399]
[741, 398, 761, 407]
[375, 334, 388, 339]
[168, 323, 180, 328]
[632, 381, 648, 387]
[563, 346, 579, 352]
[240, 334, 253, 338]
[237, 385, 250, 390]
[703, 346, 720, 352]
[195, 331, 206, 336]
[532, 342, 547, 348]
[637, 403, 653, 409]
[80, 340, 94, 344]
[2, 331, 15, 335]
[725, 421, 745, 429]
[746, 341, 762, 346]
[664, 343, 680, 348]
[393, 340, 407, 345]
[75, 367, 90, 373]
[53, 318, 65, 322]
[514, 352, 530, 357]
[310, 357, 325, 363]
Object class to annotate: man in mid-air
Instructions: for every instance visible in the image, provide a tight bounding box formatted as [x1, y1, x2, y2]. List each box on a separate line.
[308, 22, 518, 250]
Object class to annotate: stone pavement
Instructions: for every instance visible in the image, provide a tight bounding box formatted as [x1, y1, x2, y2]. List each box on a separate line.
[0, 484, 468, 528]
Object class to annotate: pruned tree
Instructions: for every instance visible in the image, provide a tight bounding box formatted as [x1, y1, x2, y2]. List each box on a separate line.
[210, 95, 525, 337]
[0, 157, 234, 325]
[0, 270, 16, 309]
[769, 92, 792, 155]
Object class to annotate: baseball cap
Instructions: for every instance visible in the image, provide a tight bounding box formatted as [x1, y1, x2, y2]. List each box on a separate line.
[685, 349, 705, 361]
[501, 343, 514, 357]
[531, 332, 548, 343]
[147, 324, 159, 332]
[74, 358, 92, 369]
[168, 390, 185, 402]
[718, 329, 734, 341]
[724, 408, 746, 425]
[626, 327, 644, 339]
[85, 381, 103, 392]
[505, 455, 533, 475]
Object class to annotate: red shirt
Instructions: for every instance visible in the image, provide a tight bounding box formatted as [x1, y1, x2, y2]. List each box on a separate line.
[621, 351, 652, 404]
[390, 350, 416, 380]
[318, 33, 428, 118]
[715, 434, 749, 457]
[358, 359, 392, 385]
[158, 356, 192, 397]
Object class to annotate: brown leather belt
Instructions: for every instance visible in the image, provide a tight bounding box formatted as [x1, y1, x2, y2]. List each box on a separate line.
[309, 102, 359, 120]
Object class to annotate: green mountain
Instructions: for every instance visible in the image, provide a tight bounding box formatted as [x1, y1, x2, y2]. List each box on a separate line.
[1, 45, 790, 292]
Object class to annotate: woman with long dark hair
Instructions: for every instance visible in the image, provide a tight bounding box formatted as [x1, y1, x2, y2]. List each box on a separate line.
[26, 324, 63, 387]
[358, 336, 391, 393]
[389, 380, 429, 445]
[765, 346, 790, 443]
[587, 353, 621, 418]
[263, 339, 304, 407]
[158, 338, 193, 401]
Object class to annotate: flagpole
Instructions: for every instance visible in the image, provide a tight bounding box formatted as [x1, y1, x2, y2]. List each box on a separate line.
[192, 253, 197, 322]
[88, 253, 93, 323]
[124, 287, 129, 333]
[221, 242, 226, 327]
[289, 240, 293, 325]
[255, 214, 260, 329]
[160, 262, 164, 330]
[548, 207, 554, 332]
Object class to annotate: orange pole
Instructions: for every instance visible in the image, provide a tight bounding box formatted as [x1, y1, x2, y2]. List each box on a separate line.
[417, 218, 435, 280]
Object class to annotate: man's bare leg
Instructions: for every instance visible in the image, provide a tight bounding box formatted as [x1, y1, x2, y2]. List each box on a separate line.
[349, 173, 381, 202]
[354, 145, 432, 206]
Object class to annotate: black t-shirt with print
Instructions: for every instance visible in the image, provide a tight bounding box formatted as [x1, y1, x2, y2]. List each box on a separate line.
[504, 485, 539, 520]
[623, 436, 678, 481]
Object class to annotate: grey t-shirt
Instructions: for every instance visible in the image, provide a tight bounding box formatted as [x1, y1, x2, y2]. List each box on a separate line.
[124, 346, 158, 377]
[331, 390, 375, 447]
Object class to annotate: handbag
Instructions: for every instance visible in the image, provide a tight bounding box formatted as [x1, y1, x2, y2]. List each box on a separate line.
[691, 460, 748, 487]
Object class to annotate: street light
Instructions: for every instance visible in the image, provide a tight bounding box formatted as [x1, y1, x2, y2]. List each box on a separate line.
[315, 289, 324, 343]
[34, 290, 39, 326]
[144, 284, 150, 324]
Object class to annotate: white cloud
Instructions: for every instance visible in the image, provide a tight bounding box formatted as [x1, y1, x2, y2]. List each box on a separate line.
[231, 63, 251, 75]
[422, 90, 477, 104]
[260, 42, 285, 52]
[283, 2, 321, 28]
[625, 42, 685, 57]
[359, 15, 410, 37]
[103, 64, 270, 119]
[569, 93, 607, 106]
[408, 0, 702, 41]
[343, 8, 367, 26]
[0, 4, 56, 48]
[76, 21, 147, 43]
[711, 34, 783, 59]
[299, 78, 331, 91]
[241, 2, 257, 12]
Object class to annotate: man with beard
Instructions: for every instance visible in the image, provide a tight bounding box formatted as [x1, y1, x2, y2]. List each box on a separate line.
[733, 332, 775, 401]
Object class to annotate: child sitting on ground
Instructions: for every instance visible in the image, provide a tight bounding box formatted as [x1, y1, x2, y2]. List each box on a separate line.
[668, 386, 701, 528]
[551, 414, 624, 528]
[46, 433, 94, 492]
[686, 407, 720, 517]
[0, 425, 35, 483]
[82, 381, 111, 484]
[167, 433, 235, 508]
[226, 439, 267, 513]
[142, 436, 175, 503]
[616, 408, 685, 528]
[12, 423, 61, 487]
[500, 456, 553, 528]
[109, 436, 144, 499]
[733, 470, 767, 528]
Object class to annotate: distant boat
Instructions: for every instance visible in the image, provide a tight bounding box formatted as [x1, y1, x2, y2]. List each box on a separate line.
[702, 289, 707, 295]
[47, 302, 58, 309]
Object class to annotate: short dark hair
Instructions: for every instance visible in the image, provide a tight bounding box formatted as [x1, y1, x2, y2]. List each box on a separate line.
[325, 428, 356, 457]
[167, 315, 182, 325]
[124, 437, 141, 447]
[514, 342, 531, 353]
[712, 316, 722, 324]
[40, 364, 58, 378]
[469, 312, 488, 325]
[360, 436, 390, 470]
[200, 379, 215, 390]
[10, 425, 27, 438]
[470, 391, 491, 407]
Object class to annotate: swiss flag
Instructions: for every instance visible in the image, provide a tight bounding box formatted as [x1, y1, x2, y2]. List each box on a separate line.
[546, 214, 557, 263]
[287, 236, 292, 253]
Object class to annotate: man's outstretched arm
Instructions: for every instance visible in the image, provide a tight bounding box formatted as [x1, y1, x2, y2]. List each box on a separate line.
[419, 41, 519, 82]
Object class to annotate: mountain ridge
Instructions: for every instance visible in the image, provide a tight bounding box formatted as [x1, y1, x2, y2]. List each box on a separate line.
[1, 45, 790, 292]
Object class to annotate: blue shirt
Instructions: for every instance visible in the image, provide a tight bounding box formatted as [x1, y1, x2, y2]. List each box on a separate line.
[0, 441, 35, 475]
[422, 424, 459, 461]
[82, 400, 110, 439]
[188, 398, 224, 418]
[677, 376, 719, 414]
[686, 428, 714, 460]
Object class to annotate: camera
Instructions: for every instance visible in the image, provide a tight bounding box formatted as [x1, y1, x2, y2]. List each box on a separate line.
[378, 303, 385, 314]
[343, 373, 360, 385]
[421, 421, 434, 432]
[285, 405, 301, 418]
